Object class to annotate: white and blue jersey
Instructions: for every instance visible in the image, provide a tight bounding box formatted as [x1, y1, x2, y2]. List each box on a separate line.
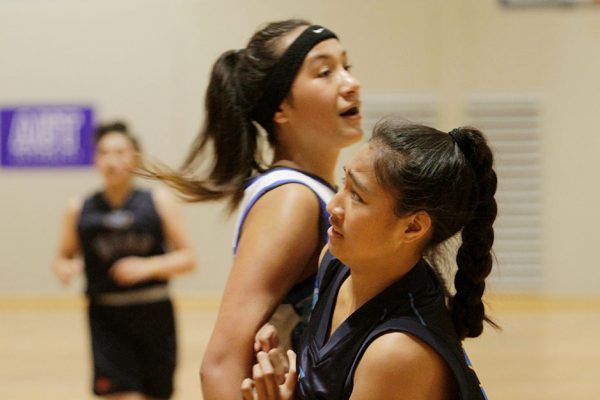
[233, 167, 336, 349]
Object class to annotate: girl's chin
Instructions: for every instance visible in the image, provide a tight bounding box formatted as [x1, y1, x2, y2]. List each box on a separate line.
[344, 127, 364, 143]
[326, 240, 343, 257]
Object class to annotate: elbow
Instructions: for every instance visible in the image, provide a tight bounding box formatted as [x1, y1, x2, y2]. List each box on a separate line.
[199, 349, 226, 386]
[177, 248, 197, 275]
[200, 334, 254, 397]
[187, 250, 198, 273]
[199, 358, 212, 386]
[199, 360, 228, 400]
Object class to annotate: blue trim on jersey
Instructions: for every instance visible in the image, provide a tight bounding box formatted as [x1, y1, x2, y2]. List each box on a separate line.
[480, 385, 489, 400]
[463, 348, 489, 399]
[317, 198, 328, 246]
[298, 366, 307, 396]
[311, 286, 320, 310]
[409, 292, 427, 326]
[463, 348, 474, 367]
[233, 179, 329, 254]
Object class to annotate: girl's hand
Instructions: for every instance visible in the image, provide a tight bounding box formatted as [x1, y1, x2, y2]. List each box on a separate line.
[254, 323, 281, 353]
[54, 258, 83, 285]
[241, 350, 297, 400]
[109, 256, 156, 286]
[254, 323, 288, 384]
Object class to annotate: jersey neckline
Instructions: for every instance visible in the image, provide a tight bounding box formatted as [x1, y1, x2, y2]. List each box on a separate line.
[316, 259, 431, 357]
[263, 165, 337, 192]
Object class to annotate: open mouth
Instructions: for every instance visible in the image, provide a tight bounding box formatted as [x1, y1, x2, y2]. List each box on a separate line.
[339, 107, 359, 117]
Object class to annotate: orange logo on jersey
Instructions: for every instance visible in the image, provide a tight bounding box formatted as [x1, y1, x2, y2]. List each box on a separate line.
[95, 376, 112, 393]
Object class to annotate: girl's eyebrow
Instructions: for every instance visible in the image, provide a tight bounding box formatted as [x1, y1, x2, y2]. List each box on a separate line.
[306, 50, 347, 66]
[344, 166, 370, 193]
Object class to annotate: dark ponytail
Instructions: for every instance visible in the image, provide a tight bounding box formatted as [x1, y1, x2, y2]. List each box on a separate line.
[141, 19, 310, 211]
[447, 128, 498, 339]
[370, 117, 498, 340]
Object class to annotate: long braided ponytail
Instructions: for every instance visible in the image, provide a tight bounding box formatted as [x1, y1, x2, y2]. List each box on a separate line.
[370, 118, 498, 340]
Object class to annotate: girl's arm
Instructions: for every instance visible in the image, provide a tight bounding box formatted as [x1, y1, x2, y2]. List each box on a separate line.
[201, 184, 321, 400]
[52, 197, 83, 285]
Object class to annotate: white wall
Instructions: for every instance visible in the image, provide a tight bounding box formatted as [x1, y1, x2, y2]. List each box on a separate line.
[434, 0, 600, 295]
[1, 0, 599, 296]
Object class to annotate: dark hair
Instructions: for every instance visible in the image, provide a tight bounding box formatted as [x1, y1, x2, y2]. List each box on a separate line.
[94, 121, 141, 152]
[370, 117, 498, 340]
[142, 19, 311, 210]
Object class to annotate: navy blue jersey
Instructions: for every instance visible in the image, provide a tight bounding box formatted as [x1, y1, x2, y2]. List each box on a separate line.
[297, 251, 488, 400]
[78, 189, 167, 297]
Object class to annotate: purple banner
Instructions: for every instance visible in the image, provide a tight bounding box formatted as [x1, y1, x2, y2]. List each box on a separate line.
[1, 105, 94, 168]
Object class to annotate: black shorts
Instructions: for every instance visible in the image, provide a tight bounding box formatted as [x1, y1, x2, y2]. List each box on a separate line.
[88, 299, 176, 399]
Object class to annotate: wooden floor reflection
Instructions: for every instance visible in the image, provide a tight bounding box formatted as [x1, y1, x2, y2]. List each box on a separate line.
[1, 294, 599, 399]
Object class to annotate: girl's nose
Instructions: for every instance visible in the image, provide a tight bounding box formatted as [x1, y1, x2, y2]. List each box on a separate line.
[327, 192, 345, 221]
[339, 70, 360, 98]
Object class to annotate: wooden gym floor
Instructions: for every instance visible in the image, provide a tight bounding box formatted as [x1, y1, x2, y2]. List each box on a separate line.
[1, 294, 599, 399]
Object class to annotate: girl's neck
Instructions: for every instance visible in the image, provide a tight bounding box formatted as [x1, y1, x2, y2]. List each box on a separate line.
[103, 183, 134, 208]
[272, 147, 339, 187]
[341, 251, 422, 314]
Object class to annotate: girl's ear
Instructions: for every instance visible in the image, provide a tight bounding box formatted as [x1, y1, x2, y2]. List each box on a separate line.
[273, 105, 289, 125]
[402, 211, 432, 243]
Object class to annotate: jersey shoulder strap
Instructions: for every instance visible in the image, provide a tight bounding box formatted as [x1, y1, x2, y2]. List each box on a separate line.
[344, 317, 488, 400]
[233, 168, 335, 254]
[317, 249, 339, 289]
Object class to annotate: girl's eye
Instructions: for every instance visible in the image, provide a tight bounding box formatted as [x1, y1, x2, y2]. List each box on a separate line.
[350, 191, 363, 203]
[318, 69, 331, 78]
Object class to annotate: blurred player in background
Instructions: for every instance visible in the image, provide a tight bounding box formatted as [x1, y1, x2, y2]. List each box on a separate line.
[52, 121, 196, 400]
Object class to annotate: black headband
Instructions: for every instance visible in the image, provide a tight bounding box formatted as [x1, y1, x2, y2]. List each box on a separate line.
[252, 25, 338, 132]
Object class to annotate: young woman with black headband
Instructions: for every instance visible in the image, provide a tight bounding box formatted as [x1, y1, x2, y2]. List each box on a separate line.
[145, 19, 362, 399]
[242, 118, 497, 400]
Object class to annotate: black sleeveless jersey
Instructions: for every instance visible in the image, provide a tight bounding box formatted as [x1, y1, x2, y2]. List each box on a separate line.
[297, 251, 488, 400]
[77, 189, 167, 297]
